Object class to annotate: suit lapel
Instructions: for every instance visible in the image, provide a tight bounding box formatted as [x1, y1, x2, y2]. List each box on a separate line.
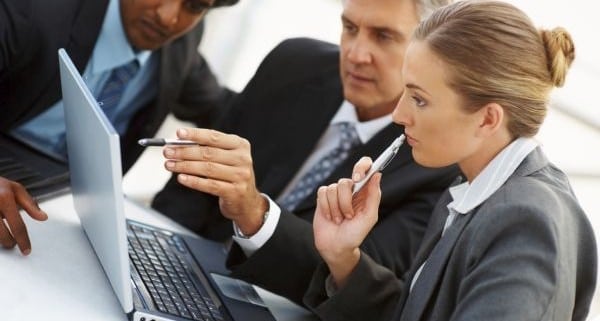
[399, 205, 475, 321]
[257, 73, 343, 197]
[409, 191, 454, 268]
[12, 0, 109, 129]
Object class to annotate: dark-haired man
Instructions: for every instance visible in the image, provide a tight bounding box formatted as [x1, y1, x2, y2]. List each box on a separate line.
[0, 0, 238, 255]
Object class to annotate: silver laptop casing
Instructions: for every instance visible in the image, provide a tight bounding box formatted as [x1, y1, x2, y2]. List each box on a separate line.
[59, 48, 133, 313]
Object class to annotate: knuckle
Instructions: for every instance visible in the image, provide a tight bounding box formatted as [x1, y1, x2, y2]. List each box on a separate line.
[201, 146, 214, 161]
[238, 153, 252, 165]
[236, 168, 251, 181]
[239, 137, 250, 149]
[207, 179, 220, 192]
[188, 176, 202, 189]
[0, 231, 13, 247]
[203, 162, 215, 176]
[11, 181, 26, 193]
[327, 184, 337, 193]
[0, 186, 13, 201]
[208, 129, 221, 144]
[176, 161, 188, 172]
[317, 186, 327, 198]
[1, 239, 16, 248]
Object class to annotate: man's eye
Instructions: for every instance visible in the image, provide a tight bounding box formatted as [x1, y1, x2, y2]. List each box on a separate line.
[377, 31, 393, 41]
[343, 23, 357, 34]
[185, 1, 212, 14]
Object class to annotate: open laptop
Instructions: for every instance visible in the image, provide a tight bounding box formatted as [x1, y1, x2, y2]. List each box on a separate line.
[58, 49, 275, 321]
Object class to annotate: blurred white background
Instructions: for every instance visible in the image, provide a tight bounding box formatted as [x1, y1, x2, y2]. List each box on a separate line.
[123, 0, 600, 319]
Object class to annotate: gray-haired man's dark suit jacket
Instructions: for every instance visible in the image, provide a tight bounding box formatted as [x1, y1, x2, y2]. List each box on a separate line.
[304, 147, 597, 321]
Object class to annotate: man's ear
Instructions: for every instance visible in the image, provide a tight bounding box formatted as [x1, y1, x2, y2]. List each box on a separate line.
[475, 102, 504, 138]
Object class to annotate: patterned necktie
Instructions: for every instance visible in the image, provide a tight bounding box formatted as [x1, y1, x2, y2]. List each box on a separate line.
[279, 122, 362, 211]
[96, 60, 139, 121]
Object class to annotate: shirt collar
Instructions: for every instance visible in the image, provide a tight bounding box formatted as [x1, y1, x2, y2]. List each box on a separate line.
[448, 137, 540, 214]
[89, 0, 152, 76]
[330, 100, 393, 144]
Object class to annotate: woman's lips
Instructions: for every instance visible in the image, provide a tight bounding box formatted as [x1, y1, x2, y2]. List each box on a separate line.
[405, 133, 417, 146]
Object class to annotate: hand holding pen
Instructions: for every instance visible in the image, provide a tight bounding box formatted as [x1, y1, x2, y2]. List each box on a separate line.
[140, 128, 269, 236]
[312, 134, 405, 286]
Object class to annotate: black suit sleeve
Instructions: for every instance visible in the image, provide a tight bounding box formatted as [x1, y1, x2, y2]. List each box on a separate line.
[227, 210, 318, 305]
[0, 0, 39, 102]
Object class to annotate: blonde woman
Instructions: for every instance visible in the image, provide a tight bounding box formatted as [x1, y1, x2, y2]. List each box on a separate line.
[306, 1, 597, 320]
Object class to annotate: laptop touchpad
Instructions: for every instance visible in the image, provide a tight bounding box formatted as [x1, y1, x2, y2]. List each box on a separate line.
[211, 273, 267, 308]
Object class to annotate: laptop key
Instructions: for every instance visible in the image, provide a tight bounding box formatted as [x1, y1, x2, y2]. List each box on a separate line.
[190, 310, 205, 321]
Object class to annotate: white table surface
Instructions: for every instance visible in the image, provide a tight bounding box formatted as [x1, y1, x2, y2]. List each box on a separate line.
[0, 193, 316, 321]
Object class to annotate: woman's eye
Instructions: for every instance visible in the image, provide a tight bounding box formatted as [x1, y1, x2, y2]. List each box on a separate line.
[412, 95, 427, 107]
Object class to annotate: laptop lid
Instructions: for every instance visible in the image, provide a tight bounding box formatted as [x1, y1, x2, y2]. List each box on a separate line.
[58, 48, 133, 313]
[59, 48, 278, 321]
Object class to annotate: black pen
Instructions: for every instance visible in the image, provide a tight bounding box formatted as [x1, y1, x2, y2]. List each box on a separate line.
[138, 138, 197, 147]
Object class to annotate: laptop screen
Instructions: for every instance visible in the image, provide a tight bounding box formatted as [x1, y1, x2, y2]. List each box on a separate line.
[58, 49, 133, 313]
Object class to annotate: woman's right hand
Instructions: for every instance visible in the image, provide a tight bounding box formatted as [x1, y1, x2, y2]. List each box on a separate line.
[313, 157, 382, 288]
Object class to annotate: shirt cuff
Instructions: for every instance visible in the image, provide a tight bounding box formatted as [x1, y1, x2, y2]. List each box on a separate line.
[232, 194, 281, 257]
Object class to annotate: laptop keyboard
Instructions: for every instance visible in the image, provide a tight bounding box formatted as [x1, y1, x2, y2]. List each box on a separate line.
[127, 222, 225, 321]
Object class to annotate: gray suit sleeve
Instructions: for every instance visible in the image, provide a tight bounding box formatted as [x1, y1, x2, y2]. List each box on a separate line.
[303, 253, 404, 321]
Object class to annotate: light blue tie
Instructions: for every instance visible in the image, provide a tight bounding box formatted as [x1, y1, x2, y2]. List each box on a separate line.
[96, 60, 139, 121]
[279, 122, 361, 211]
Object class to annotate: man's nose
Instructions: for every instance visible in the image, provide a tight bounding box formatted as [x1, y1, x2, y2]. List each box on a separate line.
[346, 34, 373, 64]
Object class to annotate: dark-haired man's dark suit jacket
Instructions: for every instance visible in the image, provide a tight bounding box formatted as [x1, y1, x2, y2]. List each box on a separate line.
[304, 147, 597, 321]
[152, 37, 460, 304]
[0, 0, 234, 171]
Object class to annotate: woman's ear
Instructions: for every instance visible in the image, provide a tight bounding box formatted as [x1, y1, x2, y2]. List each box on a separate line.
[475, 102, 504, 138]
